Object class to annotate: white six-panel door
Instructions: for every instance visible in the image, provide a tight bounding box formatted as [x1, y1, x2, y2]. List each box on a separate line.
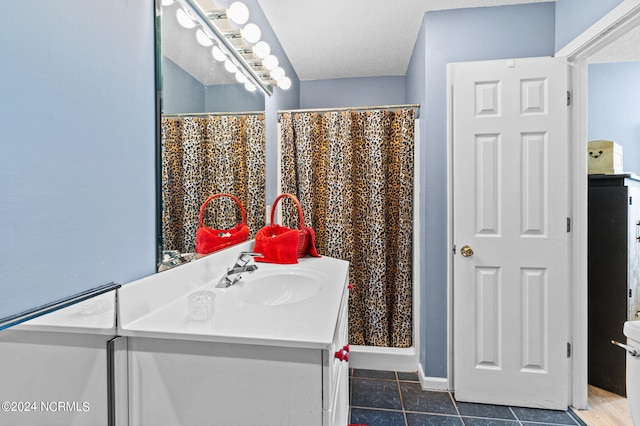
[451, 57, 569, 410]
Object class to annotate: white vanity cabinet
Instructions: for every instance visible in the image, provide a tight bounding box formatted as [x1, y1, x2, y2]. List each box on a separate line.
[0, 292, 117, 426]
[127, 284, 349, 425]
[118, 245, 350, 426]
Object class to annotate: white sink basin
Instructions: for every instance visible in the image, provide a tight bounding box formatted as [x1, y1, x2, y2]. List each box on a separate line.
[237, 269, 324, 306]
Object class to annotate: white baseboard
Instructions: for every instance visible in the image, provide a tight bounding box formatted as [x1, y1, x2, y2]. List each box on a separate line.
[418, 363, 450, 391]
[349, 345, 418, 372]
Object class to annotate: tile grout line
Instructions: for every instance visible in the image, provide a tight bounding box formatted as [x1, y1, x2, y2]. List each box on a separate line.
[394, 371, 409, 426]
[448, 390, 463, 420]
[508, 406, 525, 426]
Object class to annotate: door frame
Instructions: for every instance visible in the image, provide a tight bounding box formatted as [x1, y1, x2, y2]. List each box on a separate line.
[555, 0, 640, 409]
[446, 0, 640, 410]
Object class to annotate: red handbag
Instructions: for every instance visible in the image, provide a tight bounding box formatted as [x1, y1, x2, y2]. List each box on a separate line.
[254, 193, 320, 264]
[195, 194, 250, 255]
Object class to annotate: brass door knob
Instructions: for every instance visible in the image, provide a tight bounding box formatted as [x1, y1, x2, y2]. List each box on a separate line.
[461, 245, 474, 257]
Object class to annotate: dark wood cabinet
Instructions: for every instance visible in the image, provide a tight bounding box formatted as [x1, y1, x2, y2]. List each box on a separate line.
[588, 174, 640, 396]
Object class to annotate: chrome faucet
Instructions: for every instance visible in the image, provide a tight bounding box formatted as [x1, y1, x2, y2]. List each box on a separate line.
[216, 251, 262, 288]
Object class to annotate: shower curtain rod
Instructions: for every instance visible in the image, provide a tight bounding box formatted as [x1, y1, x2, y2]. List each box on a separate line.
[162, 111, 265, 118]
[278, 103, 420, 118]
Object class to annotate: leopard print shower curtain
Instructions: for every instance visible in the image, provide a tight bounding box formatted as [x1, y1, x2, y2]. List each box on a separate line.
[161, 114, 266, 254]
[280, 108, 415, 348]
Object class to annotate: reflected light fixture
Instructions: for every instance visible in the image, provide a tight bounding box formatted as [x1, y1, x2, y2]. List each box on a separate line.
[227, 2, 250, 25]
[175, 0, 293, 94]
[224, 59, 238, 73]
[195, 29, 213, 46]
[176, 7, 197, 28]
[253, 41, 270, 59]
[262, 54, 278, 71]
[211, 45, 226, 62]
[278, 77, 292, 90]
[235, 71, 248, 84]
[270, 67, 285, 81]
[241, 23, 261, 44]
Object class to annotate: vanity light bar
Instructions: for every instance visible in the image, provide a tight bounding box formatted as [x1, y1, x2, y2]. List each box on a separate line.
[178, 0, 273, 96]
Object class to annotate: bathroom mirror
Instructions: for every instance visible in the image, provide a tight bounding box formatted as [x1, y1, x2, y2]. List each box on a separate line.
[157, 0, 267, 270]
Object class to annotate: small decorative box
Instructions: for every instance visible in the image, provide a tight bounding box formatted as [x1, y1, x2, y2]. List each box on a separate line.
[588, 140, 623, 175]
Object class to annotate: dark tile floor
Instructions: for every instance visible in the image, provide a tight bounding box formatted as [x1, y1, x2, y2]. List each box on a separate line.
[349, 369, 587, 426]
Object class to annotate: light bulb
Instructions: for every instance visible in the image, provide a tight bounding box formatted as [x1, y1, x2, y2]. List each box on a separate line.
[176, 8, 196, 29]
[235, 71, 248, 84]
[211, 45, 226, 62]
[224, 60, 238, 74]
[161, 0, 174, 6]
[253, 41, 270, 59]
[244, 81, 257, 92]
[195, 29, 213, 47]
[241, 23, 261, 44]
[270, 67, 285, 81]
[227, 2, 249, 25]
[262, 55, 278, 71]
[278, 76, 292, 90]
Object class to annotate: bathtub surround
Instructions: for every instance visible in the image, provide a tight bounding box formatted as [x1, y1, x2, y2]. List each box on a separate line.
[161, 114, 266, 254]
[279, 107, 415, 348]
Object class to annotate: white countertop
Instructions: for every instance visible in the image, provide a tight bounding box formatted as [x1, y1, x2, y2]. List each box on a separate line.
[14, 291, 117, 335]
[118, 247, 349, 350]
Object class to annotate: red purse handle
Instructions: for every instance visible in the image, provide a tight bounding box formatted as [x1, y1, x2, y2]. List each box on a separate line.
[198, 193, 247, 228]
[270, 193, 305, 230]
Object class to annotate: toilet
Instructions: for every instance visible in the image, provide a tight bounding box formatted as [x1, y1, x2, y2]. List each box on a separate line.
[624, 320, 640, 425]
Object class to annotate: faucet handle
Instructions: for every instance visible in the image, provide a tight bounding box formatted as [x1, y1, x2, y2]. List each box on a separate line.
[240, 251, 263, 258]
[238, 251, 263, 263]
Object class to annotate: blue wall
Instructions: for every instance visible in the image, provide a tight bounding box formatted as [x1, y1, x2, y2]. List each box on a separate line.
[205, 84, 265, 112]
[0, 0, 156, 319]
[162, 57, 264, 113]
[412, 3, 556, 378]
[300, 76, 406, 109]
[555, 0, 624, 51]
[162, 57, 205, 113]
[588, 62, 640, 175]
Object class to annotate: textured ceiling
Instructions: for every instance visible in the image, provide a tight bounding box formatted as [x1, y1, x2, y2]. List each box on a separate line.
[256, 0, 555, 80]
[587, 25, 640, 64]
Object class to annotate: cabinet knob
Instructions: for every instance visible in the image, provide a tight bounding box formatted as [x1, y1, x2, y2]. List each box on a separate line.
[334, 349, 349, 362]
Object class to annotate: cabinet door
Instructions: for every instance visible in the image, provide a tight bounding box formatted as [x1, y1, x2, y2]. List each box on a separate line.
[128, 338, 323, 426]
[588, 184, 629, 396]
[628, 184, 640, 320]
[323, 283, 349, 426]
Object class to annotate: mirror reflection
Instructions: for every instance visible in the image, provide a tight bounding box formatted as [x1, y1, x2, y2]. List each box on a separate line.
[158, 0, 267, 270]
